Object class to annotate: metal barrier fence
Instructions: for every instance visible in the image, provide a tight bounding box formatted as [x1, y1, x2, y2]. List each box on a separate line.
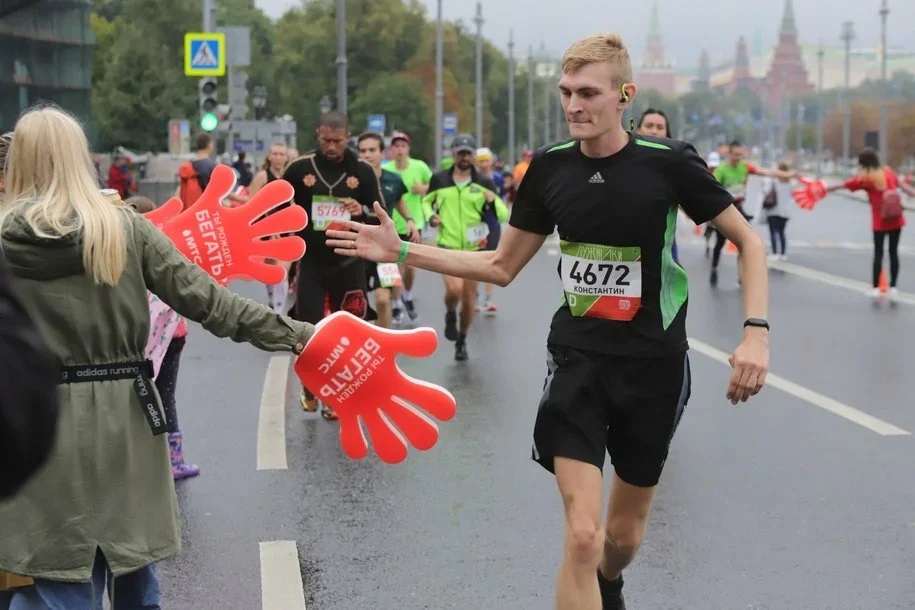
[136, 180, 178, 206]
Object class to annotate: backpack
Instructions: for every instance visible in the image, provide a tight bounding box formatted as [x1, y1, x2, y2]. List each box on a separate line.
[177, 160, 205, 210]
[881, 189, 903, 221]
[880, 169, 903, 221]
[762, 181, 778, 209]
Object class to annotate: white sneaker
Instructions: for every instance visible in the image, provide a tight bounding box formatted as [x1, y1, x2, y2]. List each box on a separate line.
[866, 287, 881, 298]
[767, 254, 779, 263]
[889, 287, 899, 301]
[779, 254, 788, 261]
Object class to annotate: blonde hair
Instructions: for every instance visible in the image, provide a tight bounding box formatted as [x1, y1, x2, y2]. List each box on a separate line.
[561, 33, 632, 87]
[1, 106, 127, 286]
[777, 161, 792, 183]
[0, 132, 11, 187]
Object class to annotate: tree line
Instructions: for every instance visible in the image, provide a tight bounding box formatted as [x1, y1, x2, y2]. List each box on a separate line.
[89, 0, 915, 165]
[89, 0, 544, 162]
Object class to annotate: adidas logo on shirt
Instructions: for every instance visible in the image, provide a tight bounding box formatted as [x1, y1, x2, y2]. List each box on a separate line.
[588, 171, 605, 184]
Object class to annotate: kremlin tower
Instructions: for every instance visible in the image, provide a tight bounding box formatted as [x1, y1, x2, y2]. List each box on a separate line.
[635, 1, 677, 97]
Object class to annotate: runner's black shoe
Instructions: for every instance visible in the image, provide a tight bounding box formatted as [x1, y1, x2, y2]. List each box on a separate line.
[403, 298, 418, 321]
[444, 310, 458, 341]
[454, 334, 468, 361]
[597, 570, 626, 610]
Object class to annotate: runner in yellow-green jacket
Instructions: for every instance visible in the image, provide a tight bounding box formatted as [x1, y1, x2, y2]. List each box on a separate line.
[423, 134, 508, 361]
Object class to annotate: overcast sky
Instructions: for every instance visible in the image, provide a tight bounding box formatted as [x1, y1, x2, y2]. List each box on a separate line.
[256, 0, 914, 66]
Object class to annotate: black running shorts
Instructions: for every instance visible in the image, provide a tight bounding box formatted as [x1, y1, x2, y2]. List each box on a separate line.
[531, 345, 691, 487]
[294, 259, 369, 324]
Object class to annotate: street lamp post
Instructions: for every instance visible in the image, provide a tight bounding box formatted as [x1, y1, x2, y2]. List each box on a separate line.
[540, 43, 550, 146]
[434, 0, 444, 169]
[252, 85, 268, 121]
[335, 0, 347, 116]
[508, 30, 516, 164]
[795, 103, 804, 153]
[527, 46, 534, 151]
[473, 2, 484, 147]
[878, 0, 889, 165]
[840, 21, 854, 171]
[816, 44, 824, 175]
[319, 95, 333, 115]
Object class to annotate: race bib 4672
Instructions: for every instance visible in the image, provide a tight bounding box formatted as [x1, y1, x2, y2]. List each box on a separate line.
[560, 241, 642, 321]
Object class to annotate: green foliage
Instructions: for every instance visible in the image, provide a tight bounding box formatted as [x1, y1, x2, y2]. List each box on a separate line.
[349, 74, 433, 160]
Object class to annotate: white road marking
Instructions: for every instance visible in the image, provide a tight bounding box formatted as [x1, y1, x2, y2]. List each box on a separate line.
[260, 540, 307, 610]
[688, 337, 910, 436]
[680, 235, 915, 255]
[257, 355, 291, 471]
[546, 247, 559, 256]
[766, 259, 915, 306]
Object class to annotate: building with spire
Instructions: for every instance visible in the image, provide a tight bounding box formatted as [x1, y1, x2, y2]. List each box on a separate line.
[733, 37, 753, 88]
[635, 2, 677, 97]
[691, 49, 710, 92]
[759, 0, 813, 112]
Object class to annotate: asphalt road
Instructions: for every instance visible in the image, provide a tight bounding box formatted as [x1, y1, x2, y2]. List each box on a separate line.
[157, 192, 915, 609]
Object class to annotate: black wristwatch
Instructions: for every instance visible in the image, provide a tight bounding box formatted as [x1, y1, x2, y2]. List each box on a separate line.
[743, 318, 769, 331]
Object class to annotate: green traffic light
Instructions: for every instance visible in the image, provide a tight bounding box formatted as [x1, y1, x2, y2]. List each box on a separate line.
[200, 113, 219, 132]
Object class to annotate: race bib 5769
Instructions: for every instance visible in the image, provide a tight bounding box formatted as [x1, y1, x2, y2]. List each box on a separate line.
[312, 196, 350, 231]
[560, 241, 642, 321]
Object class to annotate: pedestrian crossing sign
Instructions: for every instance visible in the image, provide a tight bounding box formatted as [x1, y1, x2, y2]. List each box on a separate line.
[184, 32, 226, 77]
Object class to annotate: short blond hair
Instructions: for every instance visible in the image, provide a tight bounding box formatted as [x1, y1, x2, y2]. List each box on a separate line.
[561, 33, 632, 87]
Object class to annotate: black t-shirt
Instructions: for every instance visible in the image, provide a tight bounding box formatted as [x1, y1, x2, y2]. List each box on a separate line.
[510, 134, 733, 356]
[283, 149, 382, 265]
[191, 158, 217, 190]
[379, 168, 408, 215]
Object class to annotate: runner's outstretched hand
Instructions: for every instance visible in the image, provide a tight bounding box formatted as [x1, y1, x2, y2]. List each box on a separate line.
[326, 202, 402, 263]
[726, 333, 769, 405]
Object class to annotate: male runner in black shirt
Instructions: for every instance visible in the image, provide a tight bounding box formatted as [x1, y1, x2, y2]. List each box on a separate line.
[284, 111, 382, 420]
[326, 33, 770, 610]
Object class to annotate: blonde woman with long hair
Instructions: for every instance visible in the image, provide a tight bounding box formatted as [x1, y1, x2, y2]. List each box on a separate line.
[0, 132, 11, 193]
[0, 106, 314, 609]
[826, 148, 915, 299]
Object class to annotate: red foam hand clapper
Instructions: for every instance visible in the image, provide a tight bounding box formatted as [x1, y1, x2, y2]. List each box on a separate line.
[294, 311, 457, 464]
[792, 177, 827, 211]
[144, 164, 307, 285]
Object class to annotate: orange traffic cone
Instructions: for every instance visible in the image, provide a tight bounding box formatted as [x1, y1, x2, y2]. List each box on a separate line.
[726, 240, 738, 254]
[878, 269, 889, 293]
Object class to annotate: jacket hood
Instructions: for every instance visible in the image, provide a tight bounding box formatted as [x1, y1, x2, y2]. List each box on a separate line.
[1, 213, 86, 281]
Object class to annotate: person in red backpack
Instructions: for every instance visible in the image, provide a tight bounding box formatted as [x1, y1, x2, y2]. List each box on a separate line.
[176, 133, 217, 210]
[827, 148, 915, 300]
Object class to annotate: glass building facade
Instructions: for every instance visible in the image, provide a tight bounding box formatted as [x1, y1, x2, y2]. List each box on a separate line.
[0, 0, 94, 138]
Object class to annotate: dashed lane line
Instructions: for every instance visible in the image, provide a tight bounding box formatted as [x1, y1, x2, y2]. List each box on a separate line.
[257, 355, 291, 471]
[260, 540, 307, 609]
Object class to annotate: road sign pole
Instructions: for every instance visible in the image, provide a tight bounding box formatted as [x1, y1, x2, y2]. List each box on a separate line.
[434, 0, 444, 169]
[203, 0, 214, 33]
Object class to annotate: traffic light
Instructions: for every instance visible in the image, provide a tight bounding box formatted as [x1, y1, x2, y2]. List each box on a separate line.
[198, 77, 219, 131]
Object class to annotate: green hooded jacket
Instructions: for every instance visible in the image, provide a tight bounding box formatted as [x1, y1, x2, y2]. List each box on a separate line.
[0, 209, 311, 581]
[422, 168, 509, 251]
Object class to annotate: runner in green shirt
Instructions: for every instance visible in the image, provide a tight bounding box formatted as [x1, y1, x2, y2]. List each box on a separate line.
[382, 132, 432, 323]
